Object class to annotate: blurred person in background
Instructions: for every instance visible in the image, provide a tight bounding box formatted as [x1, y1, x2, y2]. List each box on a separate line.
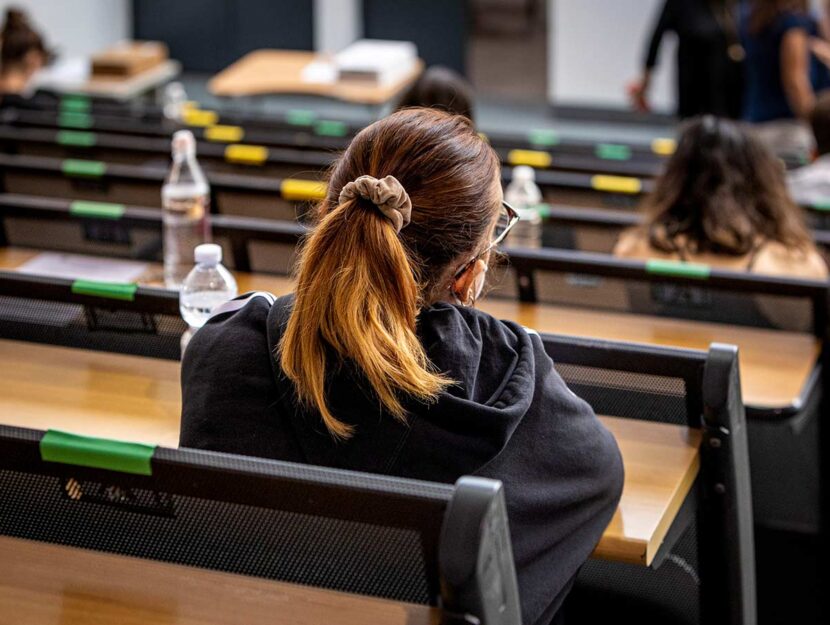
[788, 91, 830, 204]
[396, 65, 475, 122]
[740, 0, 830, 156]
[0, 7, 50, 97]
[615, 116, 827, 280]
[629, 0, 743, 119]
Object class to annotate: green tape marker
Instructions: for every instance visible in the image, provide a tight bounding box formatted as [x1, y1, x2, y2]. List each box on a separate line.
[810, 200, 830, 212]
[285, 109, 316, 126]
[71, 279, 137, 301]
[596, 143, 632, 161]
[60, 94, 91, 113]
[40, 430, 154, 476]
[314, 119, 348, 137]
[646, 259, 711, 280]
[69, 200, 125, 220]
[62, 159, 106, 178]
[535, 203, 552, 218]
[56, 130, 97, 148]
[528, 129, 560, 147]
[58, 111, 93, 129]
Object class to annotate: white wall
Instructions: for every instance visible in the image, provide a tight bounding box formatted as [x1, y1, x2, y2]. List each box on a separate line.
[314, 0, 361, 53]
[3, 0, 130, 58]
[549, 0, 676, 113]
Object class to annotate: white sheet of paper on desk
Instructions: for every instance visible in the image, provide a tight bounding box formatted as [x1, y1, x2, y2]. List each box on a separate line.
[301, 60, 336, 84]
[15, 252, 147, 283]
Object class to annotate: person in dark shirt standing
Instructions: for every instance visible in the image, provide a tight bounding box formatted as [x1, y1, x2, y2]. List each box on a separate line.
[629, 0, 744, 118]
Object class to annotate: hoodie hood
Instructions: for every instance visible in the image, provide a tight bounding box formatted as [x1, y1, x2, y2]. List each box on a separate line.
[268, 297, 537, 482]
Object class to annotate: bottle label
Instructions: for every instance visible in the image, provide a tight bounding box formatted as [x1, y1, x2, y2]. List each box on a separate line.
[163, 193, 209, 221]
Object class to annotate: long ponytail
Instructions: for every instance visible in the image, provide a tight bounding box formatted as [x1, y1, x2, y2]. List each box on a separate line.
[279, 196, 451, 439]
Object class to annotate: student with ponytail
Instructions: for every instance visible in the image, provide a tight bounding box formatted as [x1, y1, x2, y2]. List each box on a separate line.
[0, 7, 49, 95]
[181, 108, 623, 625]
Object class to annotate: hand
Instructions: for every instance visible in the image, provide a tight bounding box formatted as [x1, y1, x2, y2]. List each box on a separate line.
[627, 76, 651, 113]
[810, 37, 830, 70]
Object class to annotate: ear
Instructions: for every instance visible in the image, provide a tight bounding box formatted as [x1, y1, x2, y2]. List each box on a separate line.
[452, 259, 487, 303]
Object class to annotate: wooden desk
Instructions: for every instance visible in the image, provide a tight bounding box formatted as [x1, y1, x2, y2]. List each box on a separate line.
[1, 247, 819, 410]
[0, 536, 436, 625]
[0, 336, 698, 566]
[232, 271, 820, 412]
[209, 50, 424, 104]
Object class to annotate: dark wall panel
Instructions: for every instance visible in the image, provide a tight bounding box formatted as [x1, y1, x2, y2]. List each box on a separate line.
[362, 0, 467, 75]
[133, 0, 314, 73]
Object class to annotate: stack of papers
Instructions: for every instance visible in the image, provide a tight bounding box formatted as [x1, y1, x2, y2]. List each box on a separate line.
[334, 40, 418, 86]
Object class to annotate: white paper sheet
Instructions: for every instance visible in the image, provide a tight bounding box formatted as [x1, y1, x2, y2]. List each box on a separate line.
[15, 252, 148, 283]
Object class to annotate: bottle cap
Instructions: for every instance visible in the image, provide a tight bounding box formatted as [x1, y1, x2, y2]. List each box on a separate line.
[512, 165, 535, 183]
[171, 129, 196, 157]
[194, 243, 222, 266]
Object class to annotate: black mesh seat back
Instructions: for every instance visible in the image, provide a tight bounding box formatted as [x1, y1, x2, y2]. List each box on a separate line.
[490, 264, 814, 332]
[544, 335, 704, 625]
[0, 293, 184, 359]
[0, 427, 451, 605]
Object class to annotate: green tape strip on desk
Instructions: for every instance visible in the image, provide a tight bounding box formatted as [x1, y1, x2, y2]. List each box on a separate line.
[645, 259, 711, 280]
[596, 143, 632, 161]
[62, 159, 106, 178]
[71, 279, 137, 301]
[69, 200, 125, 220]
[285, 109, 316, 126]
[810, 200, 830, 212]
[40, 430, 154, 476]
[60, 94, 92, 113]
[528, 129, 560, 147]
[58, 111, 93, 129]
[56, 130, 97, 148]
[314, 120, 348, 137]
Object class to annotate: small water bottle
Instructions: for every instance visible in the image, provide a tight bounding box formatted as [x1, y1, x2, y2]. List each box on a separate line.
[162, 130, 211, 289]
[162, 81, 188, 121]
[504, 165, 544, 248]
[180, 244, 238, 352]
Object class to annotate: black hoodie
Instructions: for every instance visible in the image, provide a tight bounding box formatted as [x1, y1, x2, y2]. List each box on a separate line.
[180, 293, 624, 625]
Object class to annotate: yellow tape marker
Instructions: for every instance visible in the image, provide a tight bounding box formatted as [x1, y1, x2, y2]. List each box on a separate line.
[281, 179, 328, 201]
[182, 108, 219, 127]
[591, 175, 643, 195]
[224, 144, 269, 165]
[205, 125, 244, 143]
[651, 137, 677, 156]
[507, 149, 552, 169]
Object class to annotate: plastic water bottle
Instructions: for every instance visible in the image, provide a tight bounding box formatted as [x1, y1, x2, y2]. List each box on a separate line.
[504, 165, 544, 248]
[162, 130, 211, 289]
[179, 244, 238, 351]
[162, 81, 188, 121]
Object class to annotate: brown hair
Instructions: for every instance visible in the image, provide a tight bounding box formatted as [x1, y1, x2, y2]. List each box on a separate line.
[643, 115, 813, 256]
[1, 7, 47, 71]
[396, 66, 475, 122]
[810, 91, 830, 156]
[749, 0, 809, 33]
[279, 108, 501, 438]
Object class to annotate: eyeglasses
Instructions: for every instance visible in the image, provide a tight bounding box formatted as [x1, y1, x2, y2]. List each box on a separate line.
[491, 200, 521, 250]
[453, 201, 520, 280]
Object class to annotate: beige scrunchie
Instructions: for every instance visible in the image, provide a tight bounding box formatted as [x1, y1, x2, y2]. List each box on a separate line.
[338, 175, 412, 233]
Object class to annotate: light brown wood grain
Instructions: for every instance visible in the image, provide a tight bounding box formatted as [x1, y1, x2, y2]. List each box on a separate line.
[208, 50, 424, 104]
[596, 416, 700, 565]
[0, 536, 438, 625]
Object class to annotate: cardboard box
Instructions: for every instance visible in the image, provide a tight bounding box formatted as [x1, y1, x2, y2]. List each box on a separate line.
[91, 41, 169, 79]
